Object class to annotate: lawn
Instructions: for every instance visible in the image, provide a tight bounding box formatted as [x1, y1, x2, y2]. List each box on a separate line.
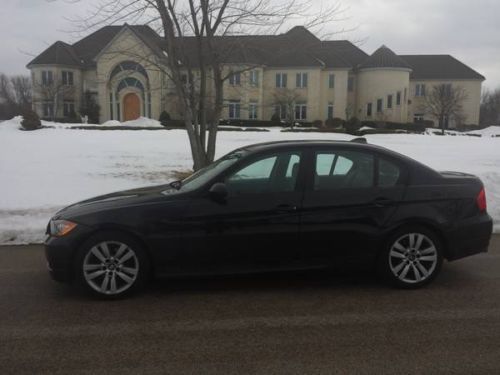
[1, 117, 499, 244]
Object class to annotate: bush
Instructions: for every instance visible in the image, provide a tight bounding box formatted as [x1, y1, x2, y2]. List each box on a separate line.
[79, 90, 100, 124]
[325, 117, 345, 129]
[384, 122, 426, 133]
[270, 113, 281, 124]
[21, 109, 41, 131]
[345, 117, 362, 134]
[159, 111, 171, 127]
[312, 119, 323, 128]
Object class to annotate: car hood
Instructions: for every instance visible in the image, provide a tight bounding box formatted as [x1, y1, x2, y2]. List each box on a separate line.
[53, 184, 188, 220]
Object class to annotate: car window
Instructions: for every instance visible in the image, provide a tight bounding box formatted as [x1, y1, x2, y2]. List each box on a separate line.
[226, 152, 301, 195]
[379, 158, 402, 187]
[315, 151, 374, 190]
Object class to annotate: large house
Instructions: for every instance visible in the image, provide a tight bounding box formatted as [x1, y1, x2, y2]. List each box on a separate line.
[27, 24, 485, 127]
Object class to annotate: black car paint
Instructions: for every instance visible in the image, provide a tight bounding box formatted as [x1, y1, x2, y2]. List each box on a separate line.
[45, 141, 493, 282]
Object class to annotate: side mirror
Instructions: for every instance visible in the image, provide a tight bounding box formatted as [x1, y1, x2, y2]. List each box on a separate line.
[209, 182, 228, 203]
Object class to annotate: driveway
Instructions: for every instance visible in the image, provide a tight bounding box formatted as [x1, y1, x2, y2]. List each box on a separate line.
[1, 236, 500, 374]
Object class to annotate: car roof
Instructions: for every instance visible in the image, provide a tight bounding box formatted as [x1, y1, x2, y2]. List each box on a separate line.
[241, 139, 394, 155]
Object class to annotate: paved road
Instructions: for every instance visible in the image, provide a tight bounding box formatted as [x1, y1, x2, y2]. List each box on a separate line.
[1, 237, 500, 374]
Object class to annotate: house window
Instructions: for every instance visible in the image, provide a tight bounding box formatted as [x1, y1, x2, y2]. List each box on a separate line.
[228, 100, 241, 119]
[404, 88, 407, 102]
[276, 73, 287, 88]
[327, 102, 334, 119]
[62, 71, 74, 86]
[367, 103, 373, 117]
[275, 105, 287, 120]
[348, 77, 354, 92]
[63, 102, 75, 117]
[248, 101, 258, 120]
[442, 83, 452, 95]
[396, 91, 402, 105]
[42, 71, 53, 86]
[387, 95, 393, 109]
[249, 70, 259, 86]
[295, 103, 307, 120]
[43, 102, 54, 118]
[229, 72, 241, 86]
[415, 83, 426, 97]
[328, 74, 335, 89]
[377, 99, 383, 113]
[296, 73, 308, 88]
[414, 113, 425, 123]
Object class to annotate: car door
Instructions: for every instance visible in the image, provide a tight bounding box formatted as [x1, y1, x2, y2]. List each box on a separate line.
[299, 147, 407, 268]
[178, 149, 305, 274]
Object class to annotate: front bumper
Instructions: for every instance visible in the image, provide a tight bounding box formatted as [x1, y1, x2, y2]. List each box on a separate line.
[44, 224, 93, 283]
[444, 213, 493, 261]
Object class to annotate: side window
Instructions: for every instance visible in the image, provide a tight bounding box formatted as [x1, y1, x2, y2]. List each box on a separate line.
[378, 158, 402, 187]
[226, 152, 301, 195]
[314, 151, 374, 190]
[229, 156, 277, 181]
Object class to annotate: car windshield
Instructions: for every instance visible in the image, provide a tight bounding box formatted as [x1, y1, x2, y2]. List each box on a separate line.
[170, 150, 248, 192]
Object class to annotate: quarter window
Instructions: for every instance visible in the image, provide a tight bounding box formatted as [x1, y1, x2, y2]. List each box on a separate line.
[378, 158, 402, 187]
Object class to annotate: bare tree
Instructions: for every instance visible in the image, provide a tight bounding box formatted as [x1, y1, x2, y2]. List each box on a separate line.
[0, 73, 32, 119]
[74, 0, 345, 170]
[271, 88, 304, 129]
[480, 88, 500, 126]
[421, 84, 468, 134]
[33, 76, 75, 121]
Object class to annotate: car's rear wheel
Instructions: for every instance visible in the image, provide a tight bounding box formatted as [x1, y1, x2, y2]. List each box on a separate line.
[74, 232, 150, 298]
[379, 227, 443, 288]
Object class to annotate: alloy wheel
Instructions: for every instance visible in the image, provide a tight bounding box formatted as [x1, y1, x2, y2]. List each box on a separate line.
[83, 241, 139, 295]
[388, 233, 438, 284]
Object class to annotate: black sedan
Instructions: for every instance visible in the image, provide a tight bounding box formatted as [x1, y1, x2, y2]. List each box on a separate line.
[45, 139, 493, 298]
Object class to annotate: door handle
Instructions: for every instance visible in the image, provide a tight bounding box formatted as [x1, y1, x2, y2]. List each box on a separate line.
[275, 204, 298, 213]
[372, 197, 395, 207]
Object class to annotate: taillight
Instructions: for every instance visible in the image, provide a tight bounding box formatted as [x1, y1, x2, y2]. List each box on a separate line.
[476, 187, 487, 212]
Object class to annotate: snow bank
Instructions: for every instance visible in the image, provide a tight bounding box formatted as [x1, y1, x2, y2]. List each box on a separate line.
[0, 117, 499, 244]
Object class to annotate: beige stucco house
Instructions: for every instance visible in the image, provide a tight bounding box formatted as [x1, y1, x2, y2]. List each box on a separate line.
[27, 24, 485, 127]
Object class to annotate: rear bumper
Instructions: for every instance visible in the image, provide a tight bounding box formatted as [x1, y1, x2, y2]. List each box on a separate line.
[444, 214, 493, 261]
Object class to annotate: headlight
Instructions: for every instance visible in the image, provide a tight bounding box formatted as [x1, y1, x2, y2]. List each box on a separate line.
[49, 220, 78, 237]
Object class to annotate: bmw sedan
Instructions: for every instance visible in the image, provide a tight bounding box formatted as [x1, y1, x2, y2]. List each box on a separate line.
[45, 139, 493, 298]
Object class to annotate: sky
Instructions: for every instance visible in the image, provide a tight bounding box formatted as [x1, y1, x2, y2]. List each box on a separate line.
[1, 0, 499, 90]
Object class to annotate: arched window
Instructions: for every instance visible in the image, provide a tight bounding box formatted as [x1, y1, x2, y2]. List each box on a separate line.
[110, 61, 148, 81]
[116, 77, 145, 94]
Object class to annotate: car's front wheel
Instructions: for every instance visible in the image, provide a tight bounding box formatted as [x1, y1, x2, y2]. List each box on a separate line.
[379, 227, 443, 288]
[74, 232, 150, 298]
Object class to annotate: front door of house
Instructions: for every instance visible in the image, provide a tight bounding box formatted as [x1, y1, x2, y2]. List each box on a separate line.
[123, 93, 140, 121]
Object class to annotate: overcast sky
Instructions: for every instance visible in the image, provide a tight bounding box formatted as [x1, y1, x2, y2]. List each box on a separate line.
[1, 0, 499, 90]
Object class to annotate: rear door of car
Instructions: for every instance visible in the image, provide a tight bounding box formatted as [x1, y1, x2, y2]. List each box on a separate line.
[299, 146, 407, 267]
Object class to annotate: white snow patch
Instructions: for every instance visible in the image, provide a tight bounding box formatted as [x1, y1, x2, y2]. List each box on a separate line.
[0, 118, 499, 244]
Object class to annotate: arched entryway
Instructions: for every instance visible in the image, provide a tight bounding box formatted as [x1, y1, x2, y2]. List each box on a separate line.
[123, 93, 140, 121]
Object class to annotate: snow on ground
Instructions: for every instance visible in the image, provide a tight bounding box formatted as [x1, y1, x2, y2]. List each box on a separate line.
[1, 117, 499, 244]
[46, 116, 164, 129]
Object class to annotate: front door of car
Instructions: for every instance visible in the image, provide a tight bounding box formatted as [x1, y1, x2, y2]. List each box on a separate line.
[178, 150, 305, 274]
[299, 148, 406, 268]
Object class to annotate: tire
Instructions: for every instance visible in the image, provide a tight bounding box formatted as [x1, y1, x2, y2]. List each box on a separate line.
[74, 231, 150, 298]
[378, 226, 443, 289]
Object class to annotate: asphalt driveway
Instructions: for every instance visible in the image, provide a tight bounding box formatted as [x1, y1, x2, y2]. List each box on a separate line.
[1, 236, 500, 374]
